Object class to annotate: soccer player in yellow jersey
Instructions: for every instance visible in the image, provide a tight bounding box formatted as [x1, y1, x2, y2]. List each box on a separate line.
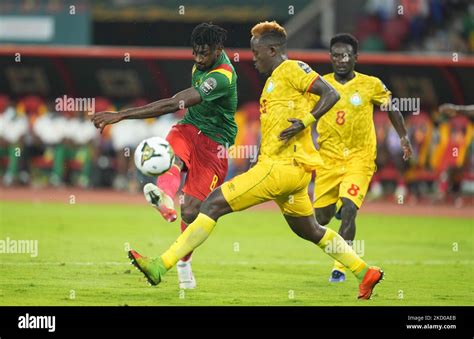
[128, 23, 384, 299]
[311, 34, 413, 283]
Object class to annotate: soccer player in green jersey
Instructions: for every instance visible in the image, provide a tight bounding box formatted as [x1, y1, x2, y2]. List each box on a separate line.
[91, 23, 238, 289]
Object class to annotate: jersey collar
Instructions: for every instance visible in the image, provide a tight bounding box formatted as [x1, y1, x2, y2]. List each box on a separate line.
[332, 71, 358, 86]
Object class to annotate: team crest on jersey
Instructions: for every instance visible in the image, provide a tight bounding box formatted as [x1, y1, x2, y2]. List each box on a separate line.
[350, 92, 362, 106]
[200, 77, 217, 95]
[267, 80, 275, 92]
[297, 61, 312, 74]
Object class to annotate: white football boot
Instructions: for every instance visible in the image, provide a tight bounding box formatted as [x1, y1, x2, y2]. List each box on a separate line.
[177, 260, 196, 289]
[143, 183, 177, 222]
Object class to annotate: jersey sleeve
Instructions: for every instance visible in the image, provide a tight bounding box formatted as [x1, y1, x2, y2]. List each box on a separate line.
[371, 77, 392, 106]
[194, 72, 230, 102]
[287, 61, 320, 93]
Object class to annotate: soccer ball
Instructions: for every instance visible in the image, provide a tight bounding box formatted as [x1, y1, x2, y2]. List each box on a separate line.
[134, 136, 175, 176]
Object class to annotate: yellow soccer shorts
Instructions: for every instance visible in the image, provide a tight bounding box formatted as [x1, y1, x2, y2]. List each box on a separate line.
[221, 160, 314, 217]
[313, 163, 375, 209]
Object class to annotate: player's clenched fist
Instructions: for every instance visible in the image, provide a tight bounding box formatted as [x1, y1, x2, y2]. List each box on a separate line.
[90, 111, 123, 133]
[400, 135, 413, 161]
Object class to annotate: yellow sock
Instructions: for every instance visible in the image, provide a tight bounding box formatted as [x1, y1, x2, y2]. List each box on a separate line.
[335, 199, 343, 214]
[317, 228, 367, 282]
[333, 260, 346, 273]
[161, 213, 216, 269]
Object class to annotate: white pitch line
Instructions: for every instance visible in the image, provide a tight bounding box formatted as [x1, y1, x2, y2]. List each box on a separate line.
[0, 260, 473, 266]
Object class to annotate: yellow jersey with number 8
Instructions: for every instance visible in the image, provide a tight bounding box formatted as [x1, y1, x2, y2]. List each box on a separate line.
[315, 71, 391, 166]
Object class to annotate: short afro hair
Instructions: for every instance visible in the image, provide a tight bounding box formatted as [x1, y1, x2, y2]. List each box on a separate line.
[330, 33, 359, 54]
[190, 23, 227, 49]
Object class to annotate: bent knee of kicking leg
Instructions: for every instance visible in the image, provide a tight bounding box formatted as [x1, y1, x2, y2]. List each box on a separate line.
[315, 211, 332, 226]
[181, 205, 200, 224]
[200, 188, 231, 220]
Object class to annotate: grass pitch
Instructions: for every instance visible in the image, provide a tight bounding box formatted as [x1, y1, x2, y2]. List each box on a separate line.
[0, 200, 472, 306]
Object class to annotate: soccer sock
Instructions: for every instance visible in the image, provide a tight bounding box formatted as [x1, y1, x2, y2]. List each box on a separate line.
[333, 239, 353, 273]
[317, 228, 368, 282]
[161, 213, 216, 269]
[157, 164, 181, 198]
[335, 199, 343, 214]
[180, 220, 193, 262]
[333, 260, 346, 273]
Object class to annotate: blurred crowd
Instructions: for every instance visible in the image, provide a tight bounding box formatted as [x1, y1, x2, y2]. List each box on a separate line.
[0, 95, 473, 203]
[0, 95, 179, 191]
[357, 0, 474, 52]
[371, 107, 473, 203]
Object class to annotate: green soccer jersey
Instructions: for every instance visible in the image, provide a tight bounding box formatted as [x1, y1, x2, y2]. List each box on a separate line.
[179, 51, 238, 146]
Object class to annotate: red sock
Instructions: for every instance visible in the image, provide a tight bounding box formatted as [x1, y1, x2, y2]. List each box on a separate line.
[180, 220, 193, 262]
[156, 165, 181, 199]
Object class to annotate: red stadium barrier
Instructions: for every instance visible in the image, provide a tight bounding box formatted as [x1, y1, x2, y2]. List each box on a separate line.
[0, 45, 473, 66]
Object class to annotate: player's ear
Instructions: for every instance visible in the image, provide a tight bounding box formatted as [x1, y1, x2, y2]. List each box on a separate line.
[268, 46, 277, 57]
[215, 45, 223, 57]
[354, 53, 358, 64]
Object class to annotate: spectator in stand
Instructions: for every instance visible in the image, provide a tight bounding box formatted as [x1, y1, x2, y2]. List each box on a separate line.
[32, 102, 67, 186]
[0, 96, 29, 185]
[430, 103, 474, 200]
[2, 96, 46, 186]
[438, 103, 474, 119]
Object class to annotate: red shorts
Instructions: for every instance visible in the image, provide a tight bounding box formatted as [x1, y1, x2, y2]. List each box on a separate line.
[166, 123, 228, 201]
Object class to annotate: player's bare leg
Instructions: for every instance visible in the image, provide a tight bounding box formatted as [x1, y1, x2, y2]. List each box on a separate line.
[339, 198, 357, 241]
[128, 187, 231, 285]
[143, 156, 184, 222]
[314, 203, 336, 226]
[177, 193, 202, 289]
[284, 214, 383, 299]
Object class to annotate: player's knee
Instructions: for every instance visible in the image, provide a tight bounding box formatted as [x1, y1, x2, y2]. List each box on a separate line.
[200, 188, 231, 221]
[181, 205, 200, 224]
[315, 210, 332, 226]
[341, 199, 358, 218]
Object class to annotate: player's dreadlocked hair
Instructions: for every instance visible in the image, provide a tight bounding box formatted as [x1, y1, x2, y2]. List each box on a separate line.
[251, 21, 287, 49]
[190, 23, 227, 49]
[330, 33, 359, 54]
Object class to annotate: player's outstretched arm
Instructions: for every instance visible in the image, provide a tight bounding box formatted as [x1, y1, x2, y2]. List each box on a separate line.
[387, 108, 413, 161]
[90, 87, 202, 132]
[439, 103, 474, 118]
[279, 77, 339, 141]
